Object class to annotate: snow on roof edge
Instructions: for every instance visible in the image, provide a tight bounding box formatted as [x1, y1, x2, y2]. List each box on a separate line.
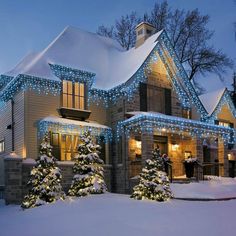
[199, 88, 226, 115]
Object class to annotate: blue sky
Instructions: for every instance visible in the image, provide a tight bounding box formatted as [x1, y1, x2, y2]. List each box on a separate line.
[0, 0, 235, 91]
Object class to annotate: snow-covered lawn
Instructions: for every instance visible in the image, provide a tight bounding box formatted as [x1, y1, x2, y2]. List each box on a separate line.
[0, 193, 236, 236]
[172, 176, 236, 199]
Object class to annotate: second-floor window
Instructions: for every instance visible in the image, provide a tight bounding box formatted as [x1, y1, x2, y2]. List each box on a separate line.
[219, 121, 232, 128]
[140, 83, 171, 115]
[0, 140, 5, 153]
[62, 80, 85, 110]
[182, 108, 191, 119]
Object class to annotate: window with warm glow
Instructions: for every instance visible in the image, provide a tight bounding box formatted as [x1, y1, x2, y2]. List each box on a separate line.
[60, 134, 79, 161]
[62, 80, 85, 110]
[182, 108, 191, 119]
[0, 140, 4, 153]
[218, 121, 231, 127]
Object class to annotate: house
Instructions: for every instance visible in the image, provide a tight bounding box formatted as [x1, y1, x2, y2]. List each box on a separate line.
[0, 22, 235, 203]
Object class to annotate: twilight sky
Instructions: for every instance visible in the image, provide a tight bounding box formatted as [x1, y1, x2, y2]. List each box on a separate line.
[0, 0, 235, 91]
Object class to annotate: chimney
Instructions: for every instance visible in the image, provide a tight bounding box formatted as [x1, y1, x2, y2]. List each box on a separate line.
[135, 22, 156, 48]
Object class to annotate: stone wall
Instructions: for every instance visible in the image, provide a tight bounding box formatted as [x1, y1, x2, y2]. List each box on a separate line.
[4, 158, 112, 205]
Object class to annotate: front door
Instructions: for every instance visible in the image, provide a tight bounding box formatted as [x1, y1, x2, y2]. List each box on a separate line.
[153, 135, 168, 155]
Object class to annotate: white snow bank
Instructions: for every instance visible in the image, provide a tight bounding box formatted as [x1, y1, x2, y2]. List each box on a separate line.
[172, 177, 236, 199]
[0, 193, 236, 236]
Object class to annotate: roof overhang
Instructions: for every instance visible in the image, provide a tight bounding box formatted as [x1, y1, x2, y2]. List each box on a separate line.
[38, 116, 112, 142]
[117, 112, 235, 143]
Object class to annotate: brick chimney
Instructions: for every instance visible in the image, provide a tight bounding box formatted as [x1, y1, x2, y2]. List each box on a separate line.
[135, 22, 156, 48]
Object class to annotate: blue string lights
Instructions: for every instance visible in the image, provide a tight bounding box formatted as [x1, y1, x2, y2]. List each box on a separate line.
[38, 118, 112, 143]
[0, 74, 61, 102]
[159, 31, 208, 119]
[49, 63, 95, 88]
[0, 30, 235, 143]
[209, 89, 236, 122]
[0, 75, 13, 91]
[117, 113, 235, 143]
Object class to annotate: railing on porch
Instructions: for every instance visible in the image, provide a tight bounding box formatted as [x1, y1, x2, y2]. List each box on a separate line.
[166, 162, 173, 183]
[195, 162, 224, 181]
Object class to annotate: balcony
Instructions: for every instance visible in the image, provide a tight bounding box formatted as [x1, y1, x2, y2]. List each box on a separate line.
[57, 107, 91, 121]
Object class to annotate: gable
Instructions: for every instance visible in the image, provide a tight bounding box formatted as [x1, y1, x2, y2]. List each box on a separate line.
[153, 31, 207, 119]
[209, 90, 236, 123]
[217, 104, 236, 128]
[142, 31, 207, 119]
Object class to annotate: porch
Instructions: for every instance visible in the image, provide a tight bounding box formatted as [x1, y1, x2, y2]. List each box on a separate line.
[38, 116, 112, 163]
[117, 112, 235, 188]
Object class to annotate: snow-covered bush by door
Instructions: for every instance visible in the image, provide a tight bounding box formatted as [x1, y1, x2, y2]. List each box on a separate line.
[21, 132, 65, 209]
[68, 131, 107, 197]
[131, 148, 173, 201]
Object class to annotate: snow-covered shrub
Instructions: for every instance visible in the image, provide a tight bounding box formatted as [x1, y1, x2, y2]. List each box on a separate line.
[68, 131, 107, 197]
[21, 132, 65, 209]
[131, 148, 173, 201]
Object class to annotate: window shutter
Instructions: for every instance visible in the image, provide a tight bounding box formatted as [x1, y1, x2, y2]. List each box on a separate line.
[164, 88, 171, 115]
[140, 83, 147, 111]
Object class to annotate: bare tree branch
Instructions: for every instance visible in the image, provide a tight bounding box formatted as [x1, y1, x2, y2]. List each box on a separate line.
[97, 1, 233, 85]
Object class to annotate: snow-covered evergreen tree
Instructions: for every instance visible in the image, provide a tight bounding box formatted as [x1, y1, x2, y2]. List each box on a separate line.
[131, 148, 173, 201]
[68, 131, 107, 197]
[21, 132, 65, 209]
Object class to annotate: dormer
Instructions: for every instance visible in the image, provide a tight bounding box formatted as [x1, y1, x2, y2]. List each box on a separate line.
[135, 22, 156, 48]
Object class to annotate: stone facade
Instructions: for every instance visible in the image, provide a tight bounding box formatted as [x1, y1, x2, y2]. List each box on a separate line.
[4, 158, 112, 204]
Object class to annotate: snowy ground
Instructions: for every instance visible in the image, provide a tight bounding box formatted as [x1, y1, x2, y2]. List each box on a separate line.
[1, 178, 236, 236]
[0, 193, 236, 236]
[172, 176, 236, 199]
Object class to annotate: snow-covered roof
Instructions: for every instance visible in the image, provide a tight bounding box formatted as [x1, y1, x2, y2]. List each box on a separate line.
[4, 26, 163, 90]
[199, 88, 226, 115]
[40, 116, 111, 130]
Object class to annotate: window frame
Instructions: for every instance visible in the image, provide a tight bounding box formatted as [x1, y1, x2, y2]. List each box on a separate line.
[62, 80, 86, 110]
[182, 108, 191, 119]
[0, 139, 5, 154]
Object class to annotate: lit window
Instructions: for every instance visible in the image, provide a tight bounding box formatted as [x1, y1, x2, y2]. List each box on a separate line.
[60, 134, 79, 161]
[62, 80, 85, 110]
[218, 121, 231, 127]
[0, 140, 5, 153]
[182, 108, 191, 119]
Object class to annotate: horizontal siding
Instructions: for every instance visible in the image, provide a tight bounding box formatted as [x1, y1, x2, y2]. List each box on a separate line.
[0, 91, 25, 185]
[89, 100, 109, 126]
[25, 91, 60, 160]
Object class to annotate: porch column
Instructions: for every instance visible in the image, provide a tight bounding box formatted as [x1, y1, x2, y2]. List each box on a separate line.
[195, 137, 204, 179]
[218, 138, 229, 177]
[196, 137, 204, 162]
[141, 131, 153, 166]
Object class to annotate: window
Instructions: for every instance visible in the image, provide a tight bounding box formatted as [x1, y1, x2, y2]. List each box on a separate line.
[62, 80, 85, 110]
[146, 29, 152, 34]
[139, 83, 171, 115]
[153, 136, 168, 155]
[51, 133, 60, 159]
[182, 108, 191, 119]
[218, 121, 231, 127]
[0, 140, 5, 153]
[60, 134, 79, 161]
[138, 29, 143, 35]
